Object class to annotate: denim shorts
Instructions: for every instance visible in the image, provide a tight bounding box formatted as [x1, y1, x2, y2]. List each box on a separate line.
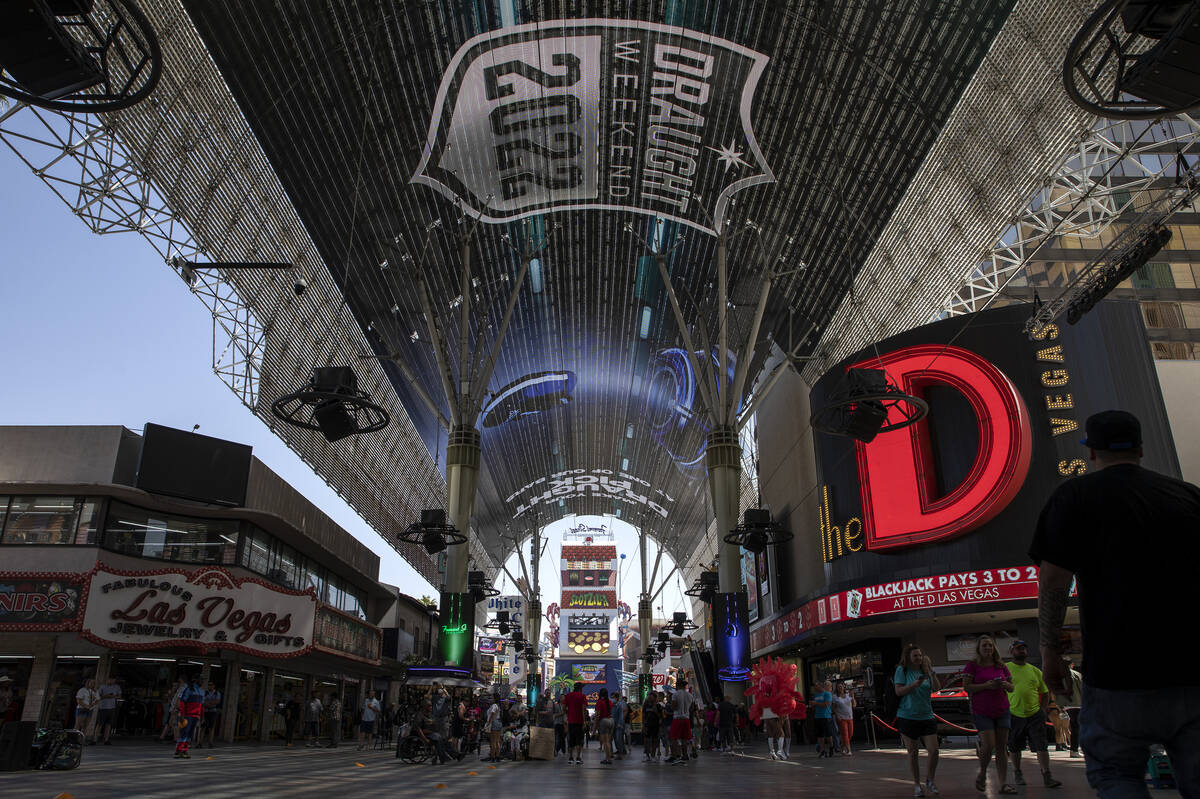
[972, 713, 1011, 731]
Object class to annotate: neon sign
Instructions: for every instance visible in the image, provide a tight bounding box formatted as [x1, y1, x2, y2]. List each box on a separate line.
[562, 590, 614, 608]
[850, 344, 1032, 551]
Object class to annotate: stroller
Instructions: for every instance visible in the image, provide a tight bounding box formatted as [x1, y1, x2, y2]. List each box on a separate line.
[30, 728, 84, 770]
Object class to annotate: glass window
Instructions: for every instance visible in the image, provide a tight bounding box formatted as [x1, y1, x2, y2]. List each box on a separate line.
[2, 496, 80, 544]
[74, 499, 102, 545]
[301, 561, 323, 597]
[240, 526, 271, 575]
[102, 501, 239, 564]
[1142, 301, 1185, 329]
[273, 546, 299, 589]
[0, 497, 8, 537]
[1132, 262, 1174, 290]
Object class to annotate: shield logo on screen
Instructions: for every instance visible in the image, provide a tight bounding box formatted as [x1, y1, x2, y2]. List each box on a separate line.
[412, 19, 774, 235]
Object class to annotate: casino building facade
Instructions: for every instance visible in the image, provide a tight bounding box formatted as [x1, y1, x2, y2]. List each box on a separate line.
[0, 424, 421, 742]
[741, 301, 1183, 733]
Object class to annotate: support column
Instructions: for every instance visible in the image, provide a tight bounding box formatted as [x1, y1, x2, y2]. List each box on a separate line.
[86, 654, 113, 741]
[440, 426, 480, 668]
[637, 598, 653, 700]
[707, 425, 746, 701]
[443, 426, 481, 595]
[221, 659, 241, 743]
[257, 667, 276, 743]
[708, 426, 743, 592]
[22, 637, 57, 725]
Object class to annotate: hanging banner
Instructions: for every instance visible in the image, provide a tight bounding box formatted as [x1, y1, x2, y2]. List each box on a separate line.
[486, 594, 525, 626]
[313, 605, 381, 664]
[81, 564, 316, 658]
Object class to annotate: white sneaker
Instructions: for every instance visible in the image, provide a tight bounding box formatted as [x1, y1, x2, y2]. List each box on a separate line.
[914, 785, 926, 798]
[926, 781, 940, 796]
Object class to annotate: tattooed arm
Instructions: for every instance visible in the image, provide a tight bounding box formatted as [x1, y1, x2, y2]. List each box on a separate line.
[1038, 561, 1074, 693]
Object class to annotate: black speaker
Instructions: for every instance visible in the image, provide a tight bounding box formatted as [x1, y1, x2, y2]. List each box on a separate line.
[844, 368, 891, 442]
[311, 366, 357, 394]
[0, 720, 36, 771]
[0, 2, 102, 100]
[307, 366, 362, 442]
[312, 399, 357, 442]
[743, 508, 771, 526]
[845, 401, 889, 443]
[421, 508, 447, 527]
[1121, 3, 1200, 108]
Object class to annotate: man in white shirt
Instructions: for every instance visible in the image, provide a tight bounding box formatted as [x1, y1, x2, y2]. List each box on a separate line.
[96, 677, 121, 745]
[357, 690, 381, 751]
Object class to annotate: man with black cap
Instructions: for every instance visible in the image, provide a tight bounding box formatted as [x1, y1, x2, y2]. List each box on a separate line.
[1030, 409, 1200, 798]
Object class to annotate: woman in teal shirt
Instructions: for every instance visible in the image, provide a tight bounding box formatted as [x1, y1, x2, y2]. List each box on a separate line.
[894, 644, 942, 798]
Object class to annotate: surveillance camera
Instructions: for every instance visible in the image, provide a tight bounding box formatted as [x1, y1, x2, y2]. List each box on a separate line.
[293, 276, 308, 296]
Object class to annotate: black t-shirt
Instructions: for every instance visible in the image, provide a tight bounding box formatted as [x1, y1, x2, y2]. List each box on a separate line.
[718, 700, 736, 727]
[641, 700, 659, 730]
[1029, 463, 1200, 689]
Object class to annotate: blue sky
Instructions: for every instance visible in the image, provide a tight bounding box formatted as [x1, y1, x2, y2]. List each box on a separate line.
[0, 146, 435, 597]
[0, 143, 689, 618]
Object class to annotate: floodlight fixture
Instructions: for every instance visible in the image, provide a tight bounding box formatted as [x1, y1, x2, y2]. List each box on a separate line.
[684, 570, 720, 605]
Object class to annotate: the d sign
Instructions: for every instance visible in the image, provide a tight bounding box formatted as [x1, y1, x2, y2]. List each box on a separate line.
[853, 345, 1032, 550]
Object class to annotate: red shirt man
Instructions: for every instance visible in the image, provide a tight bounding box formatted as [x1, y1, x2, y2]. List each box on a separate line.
[564, 685, 588, 724]
[563, 683, 589, 764]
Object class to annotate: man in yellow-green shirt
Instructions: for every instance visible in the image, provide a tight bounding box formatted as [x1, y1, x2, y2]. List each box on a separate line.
[1007, 640, 1061, 788]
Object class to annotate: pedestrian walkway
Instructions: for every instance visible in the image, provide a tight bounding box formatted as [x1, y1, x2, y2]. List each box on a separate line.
[0, 738, 1178, 799]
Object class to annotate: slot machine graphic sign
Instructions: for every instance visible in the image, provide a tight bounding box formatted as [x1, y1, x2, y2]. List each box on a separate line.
[560, 535, 620, 657]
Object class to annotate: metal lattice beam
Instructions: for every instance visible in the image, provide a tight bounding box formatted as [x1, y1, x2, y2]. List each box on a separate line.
[0, 102, 264, 407]
[940, 113, 1200, 317]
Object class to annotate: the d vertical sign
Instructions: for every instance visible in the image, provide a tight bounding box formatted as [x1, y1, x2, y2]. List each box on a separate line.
[853, 345, 1032, 550]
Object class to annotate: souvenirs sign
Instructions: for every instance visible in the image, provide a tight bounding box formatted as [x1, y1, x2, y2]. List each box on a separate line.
[81, 564, 316, 658]
[0, 572, 86, 631]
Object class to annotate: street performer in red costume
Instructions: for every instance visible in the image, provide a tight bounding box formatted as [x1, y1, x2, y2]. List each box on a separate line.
[175, 676, 205, 759]
[745, 657, 805, 761]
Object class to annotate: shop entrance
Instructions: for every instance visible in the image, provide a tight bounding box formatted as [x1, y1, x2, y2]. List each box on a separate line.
[45, 656, 100, 730]
[234, 667, 265, 740]
[108, 657, 228, 738]
[0, 656, 33, 729]
[342, 681, 360, 742]
[269, 672, 305, 742]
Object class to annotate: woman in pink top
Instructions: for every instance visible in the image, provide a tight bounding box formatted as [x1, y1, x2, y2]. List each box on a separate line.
[963, 636, 1016, 794]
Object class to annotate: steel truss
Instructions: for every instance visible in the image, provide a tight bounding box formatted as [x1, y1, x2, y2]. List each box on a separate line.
[0, 103, 264, 407]
[0, 0, 498, 586]
[940, 113, 1200, 318]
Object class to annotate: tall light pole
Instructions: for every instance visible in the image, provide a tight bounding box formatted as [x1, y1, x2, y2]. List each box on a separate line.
[625, 216, 812, 701]
[392, 217, 557, 668]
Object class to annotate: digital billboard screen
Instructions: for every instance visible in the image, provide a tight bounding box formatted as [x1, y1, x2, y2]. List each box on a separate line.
[571, 663, 607, 684]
